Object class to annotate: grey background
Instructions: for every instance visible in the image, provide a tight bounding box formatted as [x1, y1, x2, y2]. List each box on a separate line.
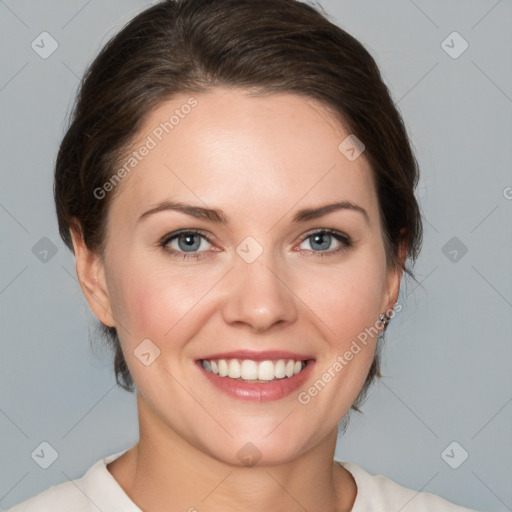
[0, 0, 510, 510]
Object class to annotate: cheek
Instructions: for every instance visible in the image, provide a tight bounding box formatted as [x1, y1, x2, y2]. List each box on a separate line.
[300, 256, 387, 345]
[108, 262, 217, 342]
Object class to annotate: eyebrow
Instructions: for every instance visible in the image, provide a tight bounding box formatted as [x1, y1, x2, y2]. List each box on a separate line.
[138, 200, 369, 225]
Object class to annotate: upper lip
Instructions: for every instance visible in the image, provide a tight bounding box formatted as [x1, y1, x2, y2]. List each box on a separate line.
[198, 350, 315, 362]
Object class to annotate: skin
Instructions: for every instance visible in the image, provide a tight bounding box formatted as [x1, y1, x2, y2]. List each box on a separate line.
[70, 88, 406, 511]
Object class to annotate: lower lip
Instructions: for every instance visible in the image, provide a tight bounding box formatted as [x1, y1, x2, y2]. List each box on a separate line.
[196, 360, 315, 402]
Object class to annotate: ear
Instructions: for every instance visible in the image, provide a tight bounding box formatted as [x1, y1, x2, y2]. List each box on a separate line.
[382, 229, 409, 312]
[69, 221, 115, 328]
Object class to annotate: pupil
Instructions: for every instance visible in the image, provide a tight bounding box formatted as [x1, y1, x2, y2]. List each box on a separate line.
[311, 233, 330, 251]
[179, 234, 200, 252]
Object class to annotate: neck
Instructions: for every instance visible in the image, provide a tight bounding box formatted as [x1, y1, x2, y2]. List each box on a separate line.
[107, 394, 357, 512]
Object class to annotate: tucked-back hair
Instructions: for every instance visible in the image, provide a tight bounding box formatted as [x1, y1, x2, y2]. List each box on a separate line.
[54, 0, 422, 416]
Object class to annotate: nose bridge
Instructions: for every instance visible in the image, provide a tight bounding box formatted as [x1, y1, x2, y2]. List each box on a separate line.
[221, 241, 297, 331]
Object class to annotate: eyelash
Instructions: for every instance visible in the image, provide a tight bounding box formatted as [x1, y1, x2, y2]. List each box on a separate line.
[159, 229, 353, 261]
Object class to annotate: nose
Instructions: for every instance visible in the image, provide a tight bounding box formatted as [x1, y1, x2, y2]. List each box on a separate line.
[221, 251, 298, 333]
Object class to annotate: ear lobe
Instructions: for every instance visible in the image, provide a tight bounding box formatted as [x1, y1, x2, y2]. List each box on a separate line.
[69, 221, 115, 328]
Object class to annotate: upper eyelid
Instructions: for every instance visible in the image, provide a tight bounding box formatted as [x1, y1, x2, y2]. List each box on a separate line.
[161, 228, 211, 241]
[298, 228, 350, 240]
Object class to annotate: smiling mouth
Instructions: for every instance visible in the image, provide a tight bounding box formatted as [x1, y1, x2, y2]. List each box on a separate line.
[198, 358, 312, 383]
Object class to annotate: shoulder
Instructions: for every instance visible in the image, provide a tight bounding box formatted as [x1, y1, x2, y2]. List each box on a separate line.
[5, 479, 91, 512]
[5, 450, 133, 512]
[337, 460, 480, 512]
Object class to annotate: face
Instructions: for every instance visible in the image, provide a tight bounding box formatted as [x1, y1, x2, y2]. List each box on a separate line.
[73, 88, 402, 465]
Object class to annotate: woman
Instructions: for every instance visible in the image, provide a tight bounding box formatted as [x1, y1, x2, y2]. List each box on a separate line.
[8, 0, 479, 510]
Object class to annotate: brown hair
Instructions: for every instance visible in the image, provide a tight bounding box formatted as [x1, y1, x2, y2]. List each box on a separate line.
[54, 0, 422, 417]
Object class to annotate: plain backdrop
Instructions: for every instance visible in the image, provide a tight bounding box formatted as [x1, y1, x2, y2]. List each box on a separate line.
[0, 1, 511, 510]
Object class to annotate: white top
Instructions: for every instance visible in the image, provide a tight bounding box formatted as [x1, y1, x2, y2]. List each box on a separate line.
[6, 450, 479, 511]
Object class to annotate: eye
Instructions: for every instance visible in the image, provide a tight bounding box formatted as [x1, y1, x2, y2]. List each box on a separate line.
[297, 229, 352, 256]
[159, 228, 353, 261]
[159, 230, 213, 260]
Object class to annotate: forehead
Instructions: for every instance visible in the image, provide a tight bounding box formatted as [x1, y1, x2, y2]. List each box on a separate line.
[108, 88, 378, 227]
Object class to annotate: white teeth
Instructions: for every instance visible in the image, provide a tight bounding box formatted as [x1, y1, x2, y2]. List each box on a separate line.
[274, 359, 286, 378]
[218, 359, 228, 377]
[240, 359, 258, 380]
[201, 358, 307, 382]
[227, 359, 241, 378]
[285, 359, 295, 377]
[258, 361, 275, 381]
